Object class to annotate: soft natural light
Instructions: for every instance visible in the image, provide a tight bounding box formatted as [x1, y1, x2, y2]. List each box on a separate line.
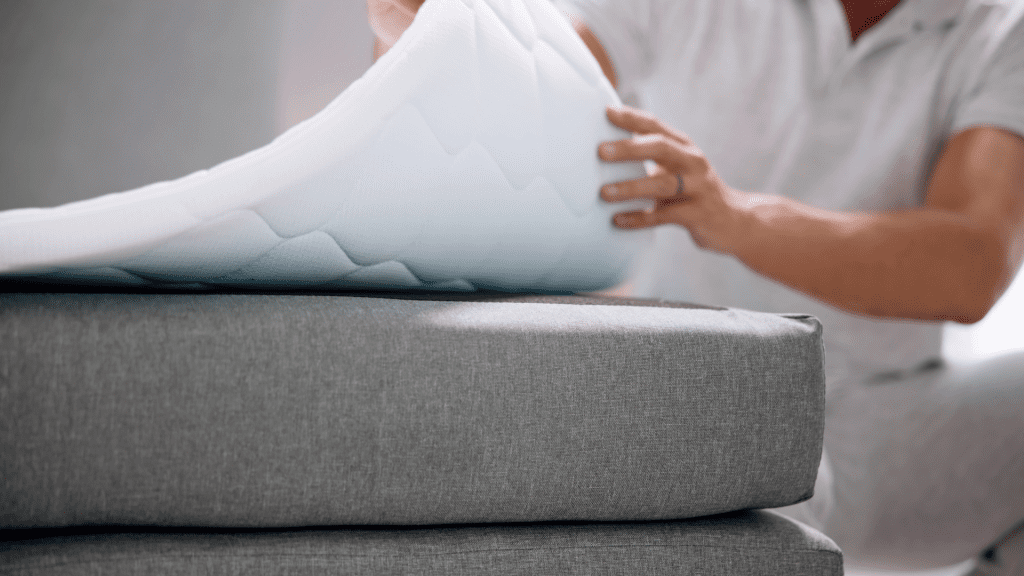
[943, 269, 1024, 363]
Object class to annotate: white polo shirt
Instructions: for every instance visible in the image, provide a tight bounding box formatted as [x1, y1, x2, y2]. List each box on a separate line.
[556, 0, 1024, 390]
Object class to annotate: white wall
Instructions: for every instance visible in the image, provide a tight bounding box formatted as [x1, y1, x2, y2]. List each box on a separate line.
[945, 268, 1024, 362]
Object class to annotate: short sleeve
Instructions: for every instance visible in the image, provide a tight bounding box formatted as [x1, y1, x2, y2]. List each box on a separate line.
[549, 0, 666, 95]
[952, 8, 1024, 139]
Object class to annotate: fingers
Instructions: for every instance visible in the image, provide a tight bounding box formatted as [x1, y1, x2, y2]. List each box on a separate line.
[599, 134, 707, 175]
[612, 210, 653, 229]
[600, 105, 697, 172]
[612, 208, 682, 229]
[606, 105, 691, 143]
[598, 105, 726, 236]
[601, 173, 682, 203]
[612, 195, 707, 229]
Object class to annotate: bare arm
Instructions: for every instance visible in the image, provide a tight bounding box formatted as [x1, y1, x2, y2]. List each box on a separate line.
[365, 1, 1024, 323]
[733, 127, 1024, 323]
[602, 109, 1024, 324]
[567, 17, 618, 89]
[367, 0, 619, 89]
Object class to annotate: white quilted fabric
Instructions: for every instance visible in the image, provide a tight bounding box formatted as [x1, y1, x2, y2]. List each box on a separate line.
[0, 0, 650, 292]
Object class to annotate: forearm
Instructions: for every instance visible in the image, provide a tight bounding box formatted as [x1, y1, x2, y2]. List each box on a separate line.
[567, 17, 618, 89]
[733, 194, 1013, 323]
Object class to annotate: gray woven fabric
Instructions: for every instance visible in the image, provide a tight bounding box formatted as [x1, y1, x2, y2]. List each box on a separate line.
[0, 510, 842, 576]
[0, 290, 825, 528]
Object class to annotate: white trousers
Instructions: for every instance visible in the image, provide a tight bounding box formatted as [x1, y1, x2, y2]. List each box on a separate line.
[778, 350, 1024, 570]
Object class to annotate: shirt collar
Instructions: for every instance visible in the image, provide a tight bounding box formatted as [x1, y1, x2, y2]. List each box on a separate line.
[907, 0, 966, 29]
[810, 0, 967, 33]
[805, 0, 967, 88]
[847, 0, 966, 46]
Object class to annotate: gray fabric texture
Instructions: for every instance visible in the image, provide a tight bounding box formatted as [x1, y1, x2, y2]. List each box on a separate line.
[0, 510, 843, 576]
[0, 290, 825, 528]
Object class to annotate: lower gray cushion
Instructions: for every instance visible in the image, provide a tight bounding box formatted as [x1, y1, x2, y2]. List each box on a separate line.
[0, 290, 825, 528]
[0, 510, 842, 576]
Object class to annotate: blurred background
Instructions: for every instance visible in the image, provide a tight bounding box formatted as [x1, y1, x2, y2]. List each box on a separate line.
[0, 0, 373, 210]
[0, 0, 1020, 366]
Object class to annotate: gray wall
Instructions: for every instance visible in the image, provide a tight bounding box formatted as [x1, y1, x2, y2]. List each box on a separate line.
[0, 0, 373, 211]
[277, 0, 374, 133]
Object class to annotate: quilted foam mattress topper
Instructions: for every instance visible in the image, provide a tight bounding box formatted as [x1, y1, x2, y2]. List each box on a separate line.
[0, 0, 650, 292]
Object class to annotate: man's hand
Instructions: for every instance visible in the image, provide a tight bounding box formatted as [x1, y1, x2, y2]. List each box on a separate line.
[598, 105, 751, 254]
[598, 104, 1024, 323]
[368, 0, 425, 53]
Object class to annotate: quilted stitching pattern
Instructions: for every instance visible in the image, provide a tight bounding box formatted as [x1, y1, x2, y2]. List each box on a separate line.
[0, 0, 649, 292]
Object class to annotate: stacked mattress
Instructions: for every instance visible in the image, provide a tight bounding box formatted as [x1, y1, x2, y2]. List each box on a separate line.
[0, 289, 840, 574]
[0, 512, 841, 575]
[0, 0, 841, 571]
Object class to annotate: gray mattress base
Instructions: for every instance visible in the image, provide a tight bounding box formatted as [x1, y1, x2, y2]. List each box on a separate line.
[1, 290, 826, 528]
[0, 511, 843, 576]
